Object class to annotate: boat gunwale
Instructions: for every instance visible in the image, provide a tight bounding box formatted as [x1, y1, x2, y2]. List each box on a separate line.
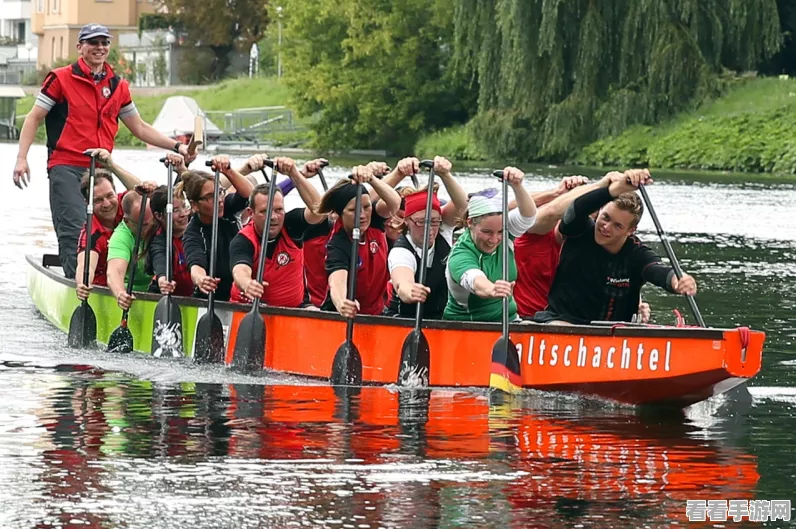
[26, 254, 728, 340]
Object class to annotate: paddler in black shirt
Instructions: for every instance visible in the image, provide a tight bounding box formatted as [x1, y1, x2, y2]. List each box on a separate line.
[534, 169, 697, 325]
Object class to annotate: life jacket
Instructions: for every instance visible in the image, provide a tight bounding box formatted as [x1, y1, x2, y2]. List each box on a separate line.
[329, 219, 389, 316]
[43, 59, 130, 169]
[514, 231, 562, 316]
[230, 222, 305, 308]
[148, 227, 193, 297]
[386, 233, 450, 320]
[303, 222, 332, 307]
[76, 191, 126, 286]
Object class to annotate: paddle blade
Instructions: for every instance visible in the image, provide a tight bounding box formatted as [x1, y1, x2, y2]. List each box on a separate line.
[152, 297, 184, 358]
[230, 312, 265, 373]
[194, 312, 225, 365]
[330, 341, 362, 386]
[490, 337, 522, 394]
[67, 302, 97, 349]
[107, 325, 134, 354]
[397, 329, 430, 387]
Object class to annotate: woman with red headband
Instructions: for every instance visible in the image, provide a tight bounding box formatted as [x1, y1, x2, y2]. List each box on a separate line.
[317, 165, 401, 318]
[384, 156, 468, 320]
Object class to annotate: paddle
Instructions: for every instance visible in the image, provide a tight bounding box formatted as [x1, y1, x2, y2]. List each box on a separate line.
[187, 116, 203, 155]
[194, 160, 226, 365]
[330, 182, 364, 386]
[67, 152, 99, 349]
[488, 170, 522, 395]
[231, 160, 277, 373]
[410, 172, 419, 188]
[151, 160, 184, 358]
[107, 190, 150, 354]
[316, 160, 329, 191]
[637, 184, 706, 327]
[397, 159, 435, 386]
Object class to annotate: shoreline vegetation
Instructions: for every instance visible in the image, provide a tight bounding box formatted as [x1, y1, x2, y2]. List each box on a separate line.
[15, 75, 796, 179]
[416, 76, 796, 177]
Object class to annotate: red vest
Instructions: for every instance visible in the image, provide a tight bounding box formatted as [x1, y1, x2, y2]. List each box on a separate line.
[331, 220, 389, 316]
[514, 231, 562, 317]
[303, 235, 329, 307]
[171, 238, 193, 297]
[230, 223, 305, 308]
[43, 59, 131, 169]
[76, 191, 126, 286]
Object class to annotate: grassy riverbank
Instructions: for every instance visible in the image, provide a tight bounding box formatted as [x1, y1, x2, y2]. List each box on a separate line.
[16, 77, 305, 148]
[415, 77, 796, 175]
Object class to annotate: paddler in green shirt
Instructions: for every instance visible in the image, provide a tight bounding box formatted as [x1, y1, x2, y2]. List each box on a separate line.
[444, 167, 537, 322]
[107, 190, 153, 309]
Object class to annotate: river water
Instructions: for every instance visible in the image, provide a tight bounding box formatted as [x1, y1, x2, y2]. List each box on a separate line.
[0, 145, 794, 528]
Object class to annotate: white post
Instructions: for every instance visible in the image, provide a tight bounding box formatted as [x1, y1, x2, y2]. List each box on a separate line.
[277, 6, 283, 79]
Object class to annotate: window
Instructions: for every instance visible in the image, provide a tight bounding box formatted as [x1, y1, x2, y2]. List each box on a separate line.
[52, 0, 59, 13]
[59, 37, 63, 59]
[37, 0, 44, 13]
[50, 37, 54, 63]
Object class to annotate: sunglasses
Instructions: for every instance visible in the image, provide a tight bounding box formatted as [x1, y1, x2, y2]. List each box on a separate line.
[83, 38, 110, 47]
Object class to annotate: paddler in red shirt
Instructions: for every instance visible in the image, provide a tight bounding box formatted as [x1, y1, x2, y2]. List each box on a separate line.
[229, 157, 328, 307]
[74, 148, 156, 301]
[318, 164, 401, 318]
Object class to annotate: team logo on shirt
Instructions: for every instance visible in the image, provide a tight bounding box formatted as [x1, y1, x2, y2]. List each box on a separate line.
[102, 86, 111, 98]
[276, 251, 290, 267]
[369, 240, 379, 254]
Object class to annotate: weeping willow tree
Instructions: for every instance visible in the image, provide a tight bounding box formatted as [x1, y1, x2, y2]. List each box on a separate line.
[453, 0, 782, 160]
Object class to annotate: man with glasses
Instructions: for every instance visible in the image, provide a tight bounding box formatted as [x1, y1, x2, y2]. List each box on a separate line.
[12, 23, 196, 279]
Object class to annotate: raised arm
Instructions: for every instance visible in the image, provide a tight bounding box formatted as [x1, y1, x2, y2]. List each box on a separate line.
[433, 157, 468, 226]
[273, 157, 326, 224]
[211, 155, 255, 199]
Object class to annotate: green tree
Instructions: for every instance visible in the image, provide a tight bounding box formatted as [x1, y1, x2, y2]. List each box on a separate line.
[281, 0, 475, 153]
[453, 0, 783, 161]
[156, 0, 270, 80]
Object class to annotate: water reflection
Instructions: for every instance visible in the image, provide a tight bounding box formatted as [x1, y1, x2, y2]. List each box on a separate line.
[3, 369, 764, 529]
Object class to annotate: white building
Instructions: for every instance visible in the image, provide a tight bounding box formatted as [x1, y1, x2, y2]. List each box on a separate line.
[118, 29, 173, 87]
[0, 0, 38, 83]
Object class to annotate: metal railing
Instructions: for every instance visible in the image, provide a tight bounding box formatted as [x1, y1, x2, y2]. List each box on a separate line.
[204, 106, 308, 147]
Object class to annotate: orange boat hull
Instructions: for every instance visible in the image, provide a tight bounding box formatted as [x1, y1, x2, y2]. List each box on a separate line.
[224, 308, 763, 407]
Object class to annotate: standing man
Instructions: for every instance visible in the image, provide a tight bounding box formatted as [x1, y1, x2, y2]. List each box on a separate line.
[12, 23, 196, 279]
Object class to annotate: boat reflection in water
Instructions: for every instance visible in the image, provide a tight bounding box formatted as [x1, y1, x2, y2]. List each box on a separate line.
[34, 377, 758, 529]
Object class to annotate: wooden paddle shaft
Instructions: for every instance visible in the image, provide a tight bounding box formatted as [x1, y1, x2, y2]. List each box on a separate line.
[414, 161, 435, 330]
[122, 192, 149, 303]
[638, 184, 706, 327]
[81, 153, 96, 290]
[344, 184, 364, 342]
[500, 173, 510, 338]
[164, 163, 174, 284]
[252, 163, 279, 310]
[203, 161, 222, 309]
[317, 163, 329, 191]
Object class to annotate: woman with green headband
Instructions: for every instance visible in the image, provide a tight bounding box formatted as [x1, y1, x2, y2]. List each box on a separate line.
[444, 167, 537, 322]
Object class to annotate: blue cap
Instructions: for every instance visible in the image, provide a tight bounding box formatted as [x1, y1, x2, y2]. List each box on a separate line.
[78, 24, 112, 42]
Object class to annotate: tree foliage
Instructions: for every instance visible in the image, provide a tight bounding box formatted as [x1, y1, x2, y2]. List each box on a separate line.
[155, 0, 269, 80]
[453, 0, 783, 161]
[280, 0, 475, 152]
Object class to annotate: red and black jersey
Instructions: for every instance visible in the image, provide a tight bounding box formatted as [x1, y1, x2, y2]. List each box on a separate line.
[514, 230, 562, 317]
[229, 209, 311, 308]
[321, 213, 389, 316]
[147, 228, 194, 297]
[76, 191, 126, 287]
[40, 58, 133, 169]
[302, 219, 333, 307]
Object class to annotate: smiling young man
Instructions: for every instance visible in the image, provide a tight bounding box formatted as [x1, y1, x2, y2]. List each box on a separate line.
[12, 23, 196, 279]
[534, 169, 697, 325]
